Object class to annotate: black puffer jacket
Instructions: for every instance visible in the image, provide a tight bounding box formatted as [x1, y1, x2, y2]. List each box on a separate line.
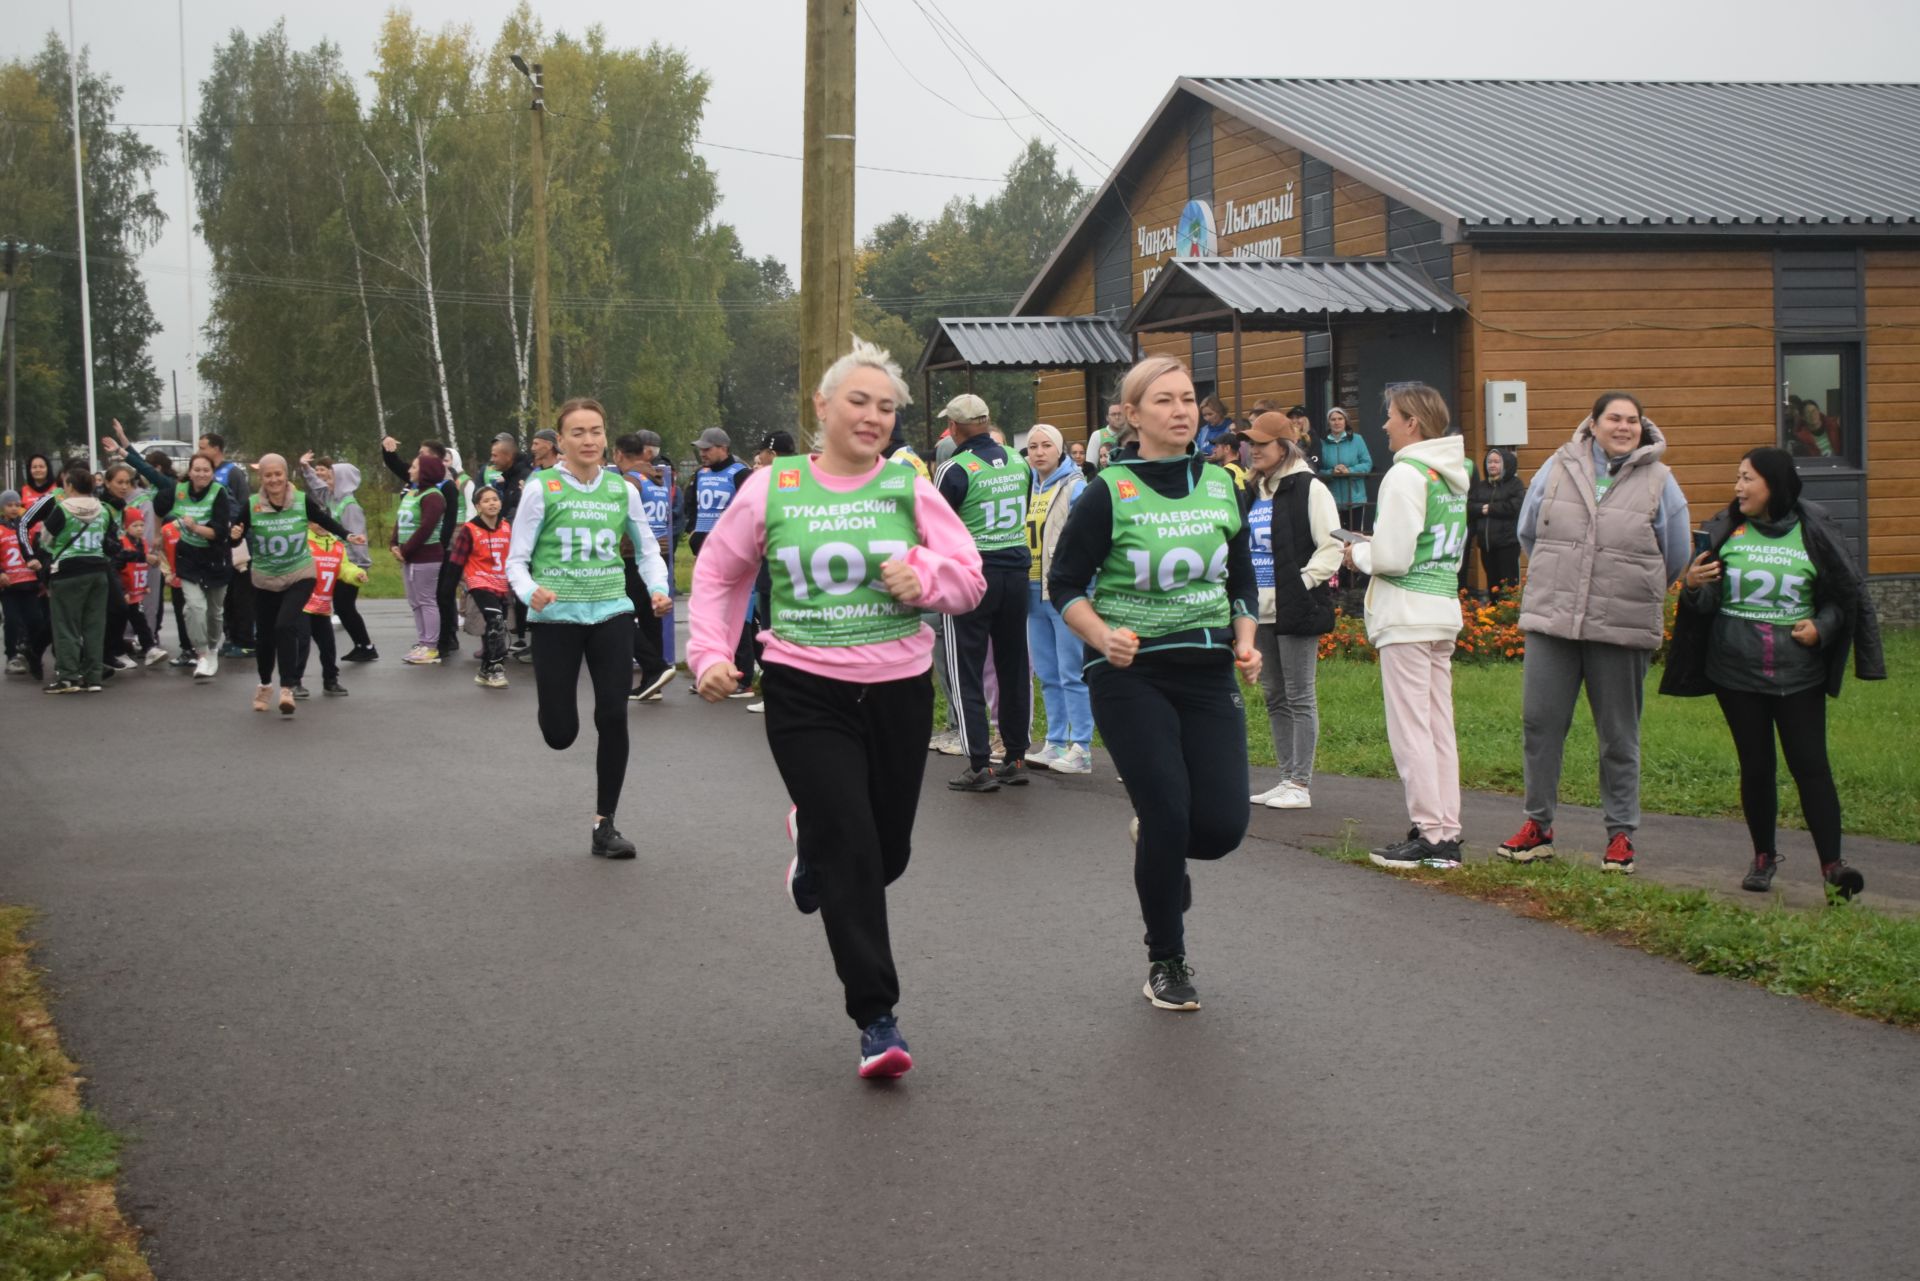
[1661, 499, 1886, 699]
[1466, 449, 1523, 551]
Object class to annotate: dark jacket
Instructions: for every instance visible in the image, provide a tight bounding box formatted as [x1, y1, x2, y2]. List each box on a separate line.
[1661, 499, 1886, 699]
[1255, 471, 1336, 636]
[1466, 450, 1523, 551]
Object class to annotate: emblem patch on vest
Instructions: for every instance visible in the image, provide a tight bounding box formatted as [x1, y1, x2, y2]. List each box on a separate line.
[778, 469, 801, 490]
[1116, 479, 1139, 502]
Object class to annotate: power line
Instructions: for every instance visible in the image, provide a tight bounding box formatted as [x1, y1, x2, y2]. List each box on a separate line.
[857, 0, 1036, 126]
[543, 110, 1002, 183]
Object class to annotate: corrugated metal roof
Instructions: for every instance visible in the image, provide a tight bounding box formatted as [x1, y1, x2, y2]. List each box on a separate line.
[1129, 257, 1464, 333]
[915, 315, 1134, 375]
[1185, 78, 1920, 230]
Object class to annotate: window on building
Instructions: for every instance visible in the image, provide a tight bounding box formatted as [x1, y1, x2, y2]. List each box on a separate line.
[1780, 344, 1860, 467]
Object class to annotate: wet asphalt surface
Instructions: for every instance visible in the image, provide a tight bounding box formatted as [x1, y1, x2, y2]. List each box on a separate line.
[3, 602, 1917, 1280]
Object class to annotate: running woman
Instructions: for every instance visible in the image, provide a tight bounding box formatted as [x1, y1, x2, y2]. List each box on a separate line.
[1047, 355, 1261, 1012]
[1662, 447, 1886, 898]
[448, 485, 513, 689]
[688, 339, 984, 1079]
[505, 398, 672, 860]
[234, 453, 363, 715]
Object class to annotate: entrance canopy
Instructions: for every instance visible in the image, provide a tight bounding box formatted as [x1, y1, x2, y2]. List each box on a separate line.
[1128, 256, 1465, 333]
[913, 315, 1134, 376]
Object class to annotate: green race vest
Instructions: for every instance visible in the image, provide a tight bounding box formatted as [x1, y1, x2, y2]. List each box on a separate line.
[1381, 459, 1467, 598]
[395, 488, 444, 547]
[483, 466, 504, 484]
[764, 457, 921, 647]
[48, 505, 116, 566]
[249, 494, 312, 577]
[331, 492, 361, 525]
[173, 482, 226, 548]
[1719, 518, 1815, 624]
[1089, 463, 1242, 638]
[529, 466, 630, 603]
[953, 450, 1031, 553]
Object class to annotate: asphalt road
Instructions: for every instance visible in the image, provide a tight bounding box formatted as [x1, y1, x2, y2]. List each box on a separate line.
[4, 602, 1916, 1280]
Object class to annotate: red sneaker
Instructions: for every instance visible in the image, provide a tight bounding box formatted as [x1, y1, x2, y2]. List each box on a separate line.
[1496, 818, 1555, 863]
[1603, 832, 1636, 875]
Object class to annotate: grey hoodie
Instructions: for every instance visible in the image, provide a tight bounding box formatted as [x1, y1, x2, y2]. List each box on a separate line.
[306, 462, 372, 568]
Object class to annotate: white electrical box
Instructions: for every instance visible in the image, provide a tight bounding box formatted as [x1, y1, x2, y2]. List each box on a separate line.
[1485, 380, 1528, 446]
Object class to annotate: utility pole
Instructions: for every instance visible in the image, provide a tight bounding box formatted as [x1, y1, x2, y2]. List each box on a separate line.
[172, 369, 181, 436]
[4, 243, 16, 490]
[67, 0, 99, 474]
[511, 54, 552, 432]
[797, 0, 856, 436]
[177, 0, 197, 426]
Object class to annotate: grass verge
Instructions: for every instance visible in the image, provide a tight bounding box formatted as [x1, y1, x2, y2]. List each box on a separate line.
[0, 906, 152, 1281]
[1322, 829, 1920, 1027]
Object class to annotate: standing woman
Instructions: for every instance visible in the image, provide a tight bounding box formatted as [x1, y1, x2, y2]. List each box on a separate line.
[302, 454, 378, 662]
[1020, 423, 1094, 774]
[1048, 355, 1261, 1012]
[1345, 384, 1470, 869]
[1499, 392, 1692, 872]
[117, 440, 235, 680]
[688, 339, 984, 1078]
[1241, 412, 1342, 810]
[1662, 448, 1884, 897]
[1319, 408, 1373, 532]
[20, 453, 57, 505]
[392, 453, 449, 664]
[234, 454, 362, 714]
[506, 397, 672, 860]
[1467, 447, 1524, 597]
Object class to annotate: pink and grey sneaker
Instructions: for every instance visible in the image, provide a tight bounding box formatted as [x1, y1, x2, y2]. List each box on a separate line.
[857, 1014, 912, 1079]
[784, 806, 818, 915]
[1602, 832, 1636, 875]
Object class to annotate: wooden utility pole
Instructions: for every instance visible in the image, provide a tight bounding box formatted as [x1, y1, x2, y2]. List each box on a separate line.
[528, 63, 553, 431]
[797, 0, 856, 435]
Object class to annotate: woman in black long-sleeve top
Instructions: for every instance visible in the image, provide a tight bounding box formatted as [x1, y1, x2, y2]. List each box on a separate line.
[1466, 447, 1524, 596]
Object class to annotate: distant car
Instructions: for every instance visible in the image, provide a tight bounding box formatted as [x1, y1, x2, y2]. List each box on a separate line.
[129, 438, 196, 470]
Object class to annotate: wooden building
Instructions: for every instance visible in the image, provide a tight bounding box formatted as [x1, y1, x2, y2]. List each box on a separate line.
[998, 78, 1920, 609]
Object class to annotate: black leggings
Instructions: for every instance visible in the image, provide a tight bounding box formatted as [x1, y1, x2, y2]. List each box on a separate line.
[1089, 658, 1251, 962]
[1715, 684, 1843, 867]
[470, 588, 509, 672]
[296, 609, 338, 684]
[761, 662, 933, 1026]
[623, 561, 666, 684]
[436, 559, 460, 653]
[531, 614, 633, 819]
[254, 580, 316, 686]
[171, 584, 191, 648]
[334, 579, 373, 650]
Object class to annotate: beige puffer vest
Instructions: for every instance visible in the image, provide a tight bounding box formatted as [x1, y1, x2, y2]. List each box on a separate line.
[1519, 419, 1672, 650]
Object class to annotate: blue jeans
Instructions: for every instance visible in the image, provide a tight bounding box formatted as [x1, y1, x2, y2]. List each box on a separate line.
[1027, 580, 1092, 748]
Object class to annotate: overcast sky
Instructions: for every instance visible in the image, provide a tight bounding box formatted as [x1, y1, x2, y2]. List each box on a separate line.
[10, 0, 1919, 421]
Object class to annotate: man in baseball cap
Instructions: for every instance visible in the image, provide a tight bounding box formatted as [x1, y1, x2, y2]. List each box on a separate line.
[530, 428, 561, 469]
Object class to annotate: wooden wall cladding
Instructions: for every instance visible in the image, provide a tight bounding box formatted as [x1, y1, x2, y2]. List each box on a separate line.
[1866, 248, 1920, 573]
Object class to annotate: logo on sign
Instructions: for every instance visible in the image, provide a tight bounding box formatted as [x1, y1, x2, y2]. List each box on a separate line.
[1116, 479, 1139, 502]
[1176, 198, 1216, 258]
[778, 469, 802, 490]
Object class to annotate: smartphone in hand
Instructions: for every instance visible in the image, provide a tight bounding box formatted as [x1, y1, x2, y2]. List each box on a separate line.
[1331, 529, 1370, 546]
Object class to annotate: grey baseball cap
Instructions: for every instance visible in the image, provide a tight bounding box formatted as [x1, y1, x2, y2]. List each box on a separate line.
[695, 427, 731, 450]
[938, 393, 990, 424]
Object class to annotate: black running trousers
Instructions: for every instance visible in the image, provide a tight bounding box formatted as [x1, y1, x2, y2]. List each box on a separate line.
[622, 560, 666, 684]
[1715, 683, 1843, 867]
[761, 661, 933, 1027]
[253, 580, 316, 687]
[333, 579, 373, 651]
[531, 613, 634, 820]
[942, 562, 1031, 769]
[1088, 657, 1250, 962]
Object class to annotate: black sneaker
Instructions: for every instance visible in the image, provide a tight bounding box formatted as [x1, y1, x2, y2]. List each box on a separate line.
[323, 680, 349, 696]
[1425, 839, 1463, 868]
[1370, 836, 1435, 869]
[1741, 851, 1781, 893]
[43, 679, 81, 695]
[1822, 859, 1864, 901]
[948, 766, 1000, 793]
[1144, 957, 1200, 1011]
[342, 645, 378, 663]
[170, 649, 199, 668]
[991, 759, 1031, 786]
[292, 684, 311, 700]
[591, 820, 636, 860]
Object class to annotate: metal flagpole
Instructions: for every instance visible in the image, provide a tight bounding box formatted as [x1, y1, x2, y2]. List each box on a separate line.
[177, 0, 197, 432]
[67, 0, 99, 473]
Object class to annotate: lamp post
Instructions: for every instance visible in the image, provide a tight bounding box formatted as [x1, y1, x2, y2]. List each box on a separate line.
[509, 53, 551, 432]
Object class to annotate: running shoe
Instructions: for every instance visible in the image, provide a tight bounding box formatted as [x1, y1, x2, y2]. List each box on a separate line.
[43, 679, 81, 695]
[1602, 833, 1636, 875]
[1052, 744, 1093, 775]
[323, 680, 350, 697]
[1249, 781, 1292, 805]
[857, 1014, 912, 1079]
[1024, 743, 1067, 769]
[5, 655, 26, 675]
[106, 654, 136, 670]
[220, 641, 252, 659]
[947, 766, 999, 793]
[278, 687, 296, 716]
[726, 688, 757, 700]
[1423, 839, 1463, 869]
[784, 806, 819, 915]
[591, 820, 637, 860]
[1370, 835, 1448, 869]
[292, 684, 311, 699]
[170, 649, 199, 668]
[83, 680, 104, 692]
[1266, 782, 1312, 810]
[1144, 957, 1200, 1011]
[342, 645, 379, 663]
[193, 654, 217, 679]
[1497, 819, 1555, 863]
[991, 759, 1031, 786]
[746, 702, 765, 713]
[142, 646, 170, 667]
[631, 668, 676, 701]
[1823, 859, 1865, 901]
[402, 645, 441, 665]
[252, 684, 273, 713]
[928, 729, 966, 756]
[1742, 850, 1781, 893]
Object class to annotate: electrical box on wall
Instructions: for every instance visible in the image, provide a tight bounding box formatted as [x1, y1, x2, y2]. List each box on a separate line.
[1485, 381, 1528, 446]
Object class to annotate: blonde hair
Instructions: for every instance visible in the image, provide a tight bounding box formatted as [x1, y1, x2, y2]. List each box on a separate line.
[1384, 383, 1450, 439]
[818, 335, 911, 406]
[1120, 355, 1190, 417]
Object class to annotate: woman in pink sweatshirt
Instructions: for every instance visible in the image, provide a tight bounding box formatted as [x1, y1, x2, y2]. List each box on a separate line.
[688, 338, 985, 1081]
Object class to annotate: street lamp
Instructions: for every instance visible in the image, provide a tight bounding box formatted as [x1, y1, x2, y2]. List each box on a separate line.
[510, 53, 552, 431]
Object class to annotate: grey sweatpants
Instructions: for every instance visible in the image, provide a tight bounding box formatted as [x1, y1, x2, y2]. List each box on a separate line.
[1521, 633, 1652, 836]
[1254, 624, 1321, 785]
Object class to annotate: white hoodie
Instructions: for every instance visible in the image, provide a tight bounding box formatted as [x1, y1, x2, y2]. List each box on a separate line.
[1349, 434, 1469, 647]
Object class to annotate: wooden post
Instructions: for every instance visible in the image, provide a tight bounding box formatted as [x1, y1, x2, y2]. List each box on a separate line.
[798, 0, 856, 436]
[1231, 313, 1244, 425]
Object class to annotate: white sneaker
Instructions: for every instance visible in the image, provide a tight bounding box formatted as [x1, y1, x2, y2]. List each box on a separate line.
[1266, 782, 1312, 810]
[143, 646, 170, 667]
[1250, 782, 1292, 805]
[929, 729, 965, 756]
[5, 655, 26, 675]
[1052, 744, 1093, 775]
[746, 701, 765, 713]
[107, 654, 136, 670]
[193, 654, 216, 679]
[1024, 743, 1065, 768]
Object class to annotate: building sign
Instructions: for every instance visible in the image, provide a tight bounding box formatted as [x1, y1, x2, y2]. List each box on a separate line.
[1137, 186, 1295, 291]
